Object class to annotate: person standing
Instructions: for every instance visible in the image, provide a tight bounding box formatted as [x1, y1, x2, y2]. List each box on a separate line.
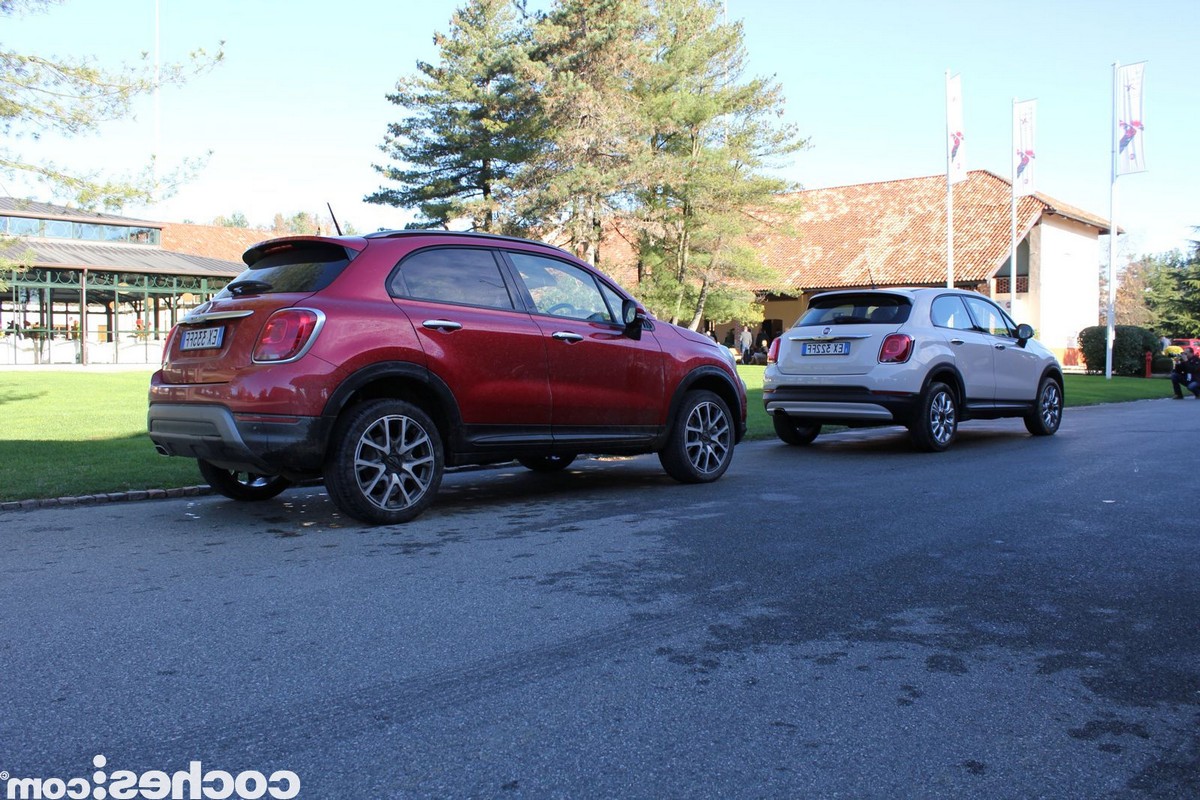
[740, 326, 753, 359]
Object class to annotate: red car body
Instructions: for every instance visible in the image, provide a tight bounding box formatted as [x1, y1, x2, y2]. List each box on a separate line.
[148, 231, 746, 523]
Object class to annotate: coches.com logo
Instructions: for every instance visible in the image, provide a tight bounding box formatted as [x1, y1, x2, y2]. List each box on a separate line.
[2, 755, 300, 800]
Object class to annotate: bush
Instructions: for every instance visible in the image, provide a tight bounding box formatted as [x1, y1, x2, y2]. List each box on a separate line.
[1152, 355, 1174, 374]
[1078, 325, 1161, 376]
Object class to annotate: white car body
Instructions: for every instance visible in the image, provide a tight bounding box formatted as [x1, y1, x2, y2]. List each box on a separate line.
[762, 288, 1064, 451]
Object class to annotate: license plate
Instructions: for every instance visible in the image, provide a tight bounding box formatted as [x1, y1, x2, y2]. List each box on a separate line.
[181, 326, 224, 351]
[801, 341, 849, 356]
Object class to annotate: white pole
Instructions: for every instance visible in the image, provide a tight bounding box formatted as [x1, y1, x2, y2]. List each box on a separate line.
[153, 0, 161, 200]
[945, 70, 954, 289]
[1106, 62, 1118, 380]
[1009, 97, 1018, 319]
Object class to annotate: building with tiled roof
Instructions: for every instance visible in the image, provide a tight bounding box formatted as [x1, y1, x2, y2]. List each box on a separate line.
[0, 199, 245, 365]
[750, 170, 1108, 361]
[600, 170, 1108, 363]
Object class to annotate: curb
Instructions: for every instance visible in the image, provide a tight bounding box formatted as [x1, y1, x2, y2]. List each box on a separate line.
[0, 485, 214, 513]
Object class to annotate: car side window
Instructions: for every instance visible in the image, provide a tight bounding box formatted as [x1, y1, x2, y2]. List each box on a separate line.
[930, 295, 974, 331]
[390, 248, 515, 310]
[507, 252, 615, 323]
[962, 296, 1014, 337]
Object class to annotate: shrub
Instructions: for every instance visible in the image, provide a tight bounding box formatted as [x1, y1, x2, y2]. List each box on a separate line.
[1078, 325, 1161, 376]
[1152, 355, 1174, 374]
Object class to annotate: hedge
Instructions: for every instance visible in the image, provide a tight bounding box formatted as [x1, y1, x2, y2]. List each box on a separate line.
[1078, 325, 1160, 376]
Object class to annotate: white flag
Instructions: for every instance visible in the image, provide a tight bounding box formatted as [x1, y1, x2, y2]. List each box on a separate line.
[1115, 62, 1146, 175]
[946, 73, 967, 184]
[1012, 100, 1036, 197]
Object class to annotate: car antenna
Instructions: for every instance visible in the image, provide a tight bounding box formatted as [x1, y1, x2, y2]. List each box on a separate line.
[865, 244, 878, 289]
[326, 202, 343, 236]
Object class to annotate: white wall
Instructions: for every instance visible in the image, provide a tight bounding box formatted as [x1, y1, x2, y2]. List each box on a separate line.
[1036, 216, 1101, 362]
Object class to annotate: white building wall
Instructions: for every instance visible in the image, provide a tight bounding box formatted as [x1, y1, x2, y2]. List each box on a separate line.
[1034, 216, 1100, 363]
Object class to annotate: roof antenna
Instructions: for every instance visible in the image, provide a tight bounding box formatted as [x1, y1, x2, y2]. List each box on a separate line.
[326, 202, 343, 236]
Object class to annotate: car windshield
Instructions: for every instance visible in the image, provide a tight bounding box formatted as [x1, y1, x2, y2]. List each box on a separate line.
[796, 294, 912, 326]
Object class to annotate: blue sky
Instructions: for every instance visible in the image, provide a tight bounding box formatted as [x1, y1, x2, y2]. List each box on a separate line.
[7, 0, 1198, 260]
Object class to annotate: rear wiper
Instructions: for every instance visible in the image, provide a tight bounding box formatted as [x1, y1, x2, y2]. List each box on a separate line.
[228, 279, 273, 296]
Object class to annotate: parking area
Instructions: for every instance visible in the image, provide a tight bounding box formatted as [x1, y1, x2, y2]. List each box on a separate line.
[2, 401, 1197, 798]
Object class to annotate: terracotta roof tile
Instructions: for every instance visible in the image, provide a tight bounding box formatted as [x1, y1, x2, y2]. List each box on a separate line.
[161, 223, 271, 264]
[754, 170, 1109, 292]
[596, 170, 1110, 295]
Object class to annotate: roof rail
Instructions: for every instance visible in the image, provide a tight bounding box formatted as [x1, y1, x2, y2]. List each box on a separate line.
[361, 229, 571, 256]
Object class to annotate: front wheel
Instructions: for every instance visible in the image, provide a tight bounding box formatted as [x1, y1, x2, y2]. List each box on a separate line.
[772, 414, 821, 446]
[909, 382, 957, 452]
[198, 460, 292, 502]
[324, 399, 444, 525]
[658, 390, 734, 483]
[1024, 376, 1063, 436]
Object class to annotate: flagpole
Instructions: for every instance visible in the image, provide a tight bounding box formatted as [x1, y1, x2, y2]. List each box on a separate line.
[945, 70, 954, 289]
[1105, 61, 1119, 380]
[1010, 97, 1018, 319]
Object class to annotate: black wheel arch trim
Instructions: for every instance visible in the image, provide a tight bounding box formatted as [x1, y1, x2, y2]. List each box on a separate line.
[665, 365, 747, 444]
[323, 361, 466, 451]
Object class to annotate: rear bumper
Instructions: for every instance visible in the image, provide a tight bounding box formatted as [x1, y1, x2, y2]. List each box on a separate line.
[147, 403, 327, 475]
[763, 386, 921, 426]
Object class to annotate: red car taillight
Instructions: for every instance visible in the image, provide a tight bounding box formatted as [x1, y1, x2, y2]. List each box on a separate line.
[766, 338, 781, 364]
[161, 325, 179, 364]
[879, 333, 914, 363]
[253, 309, 321, 362]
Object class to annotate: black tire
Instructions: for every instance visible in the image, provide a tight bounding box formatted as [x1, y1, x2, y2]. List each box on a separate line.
[772, 414, 821, 446]
[197, 459, 292, 502]
[323, 399, 444, 525]
[1024, 376, 1063, 436]
[909, 381, 957, 452]
[517, 454, 577, 472]
[658, 390, 734, 483]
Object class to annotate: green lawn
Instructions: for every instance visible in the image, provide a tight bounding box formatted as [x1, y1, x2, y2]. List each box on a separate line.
[0, 367, 1178, 503]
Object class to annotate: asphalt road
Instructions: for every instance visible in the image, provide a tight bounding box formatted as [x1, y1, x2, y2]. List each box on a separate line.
[2, 400, 1198, 799]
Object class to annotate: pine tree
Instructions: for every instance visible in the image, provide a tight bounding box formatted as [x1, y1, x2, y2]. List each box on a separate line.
[367, 0, 540, 232]
[630, 0, 806, 329]
[518, 0, 651, 264]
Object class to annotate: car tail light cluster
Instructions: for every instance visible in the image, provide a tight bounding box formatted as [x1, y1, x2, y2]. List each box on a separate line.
[878, 333, 914, 363]
[253, 309, 323, 363]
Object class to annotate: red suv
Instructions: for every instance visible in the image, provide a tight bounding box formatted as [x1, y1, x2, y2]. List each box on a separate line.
[148, 231, 746, 524]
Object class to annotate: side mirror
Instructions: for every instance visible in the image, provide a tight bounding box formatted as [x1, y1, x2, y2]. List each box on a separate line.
[622, 299, 642, 341]
[1015, 323, 1034, 346]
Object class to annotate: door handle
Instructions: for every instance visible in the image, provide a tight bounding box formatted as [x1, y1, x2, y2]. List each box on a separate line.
[994, 343, 1007, 350]
[949, 338, 965, 345]
[551, 331, 584, 343]
[422, 320, 462, 332]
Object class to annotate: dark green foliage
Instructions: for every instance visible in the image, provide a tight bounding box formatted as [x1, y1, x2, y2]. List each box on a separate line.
[1151, 355, 1174, 374]
[367, 0, 541, 232]
[1078, 325, 1161, 376]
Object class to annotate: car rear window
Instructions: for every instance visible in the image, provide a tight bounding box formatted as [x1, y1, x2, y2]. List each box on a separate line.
[796, 294, 912, 326]
[226, 242, 355, 295]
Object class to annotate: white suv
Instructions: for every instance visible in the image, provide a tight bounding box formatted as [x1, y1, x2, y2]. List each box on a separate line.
[762, 288, 1064, 451]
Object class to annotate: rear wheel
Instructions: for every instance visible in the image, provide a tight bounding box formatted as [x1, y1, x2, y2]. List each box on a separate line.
[909, 381, 957, 452]
[198, 460, 292, 502]
[517, 454, 576, 472]
[772, 415, 821, 446]
[1024, 376, 1063, 436]
[658, 390, 734, 483]
[324, 399, 444, 525]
